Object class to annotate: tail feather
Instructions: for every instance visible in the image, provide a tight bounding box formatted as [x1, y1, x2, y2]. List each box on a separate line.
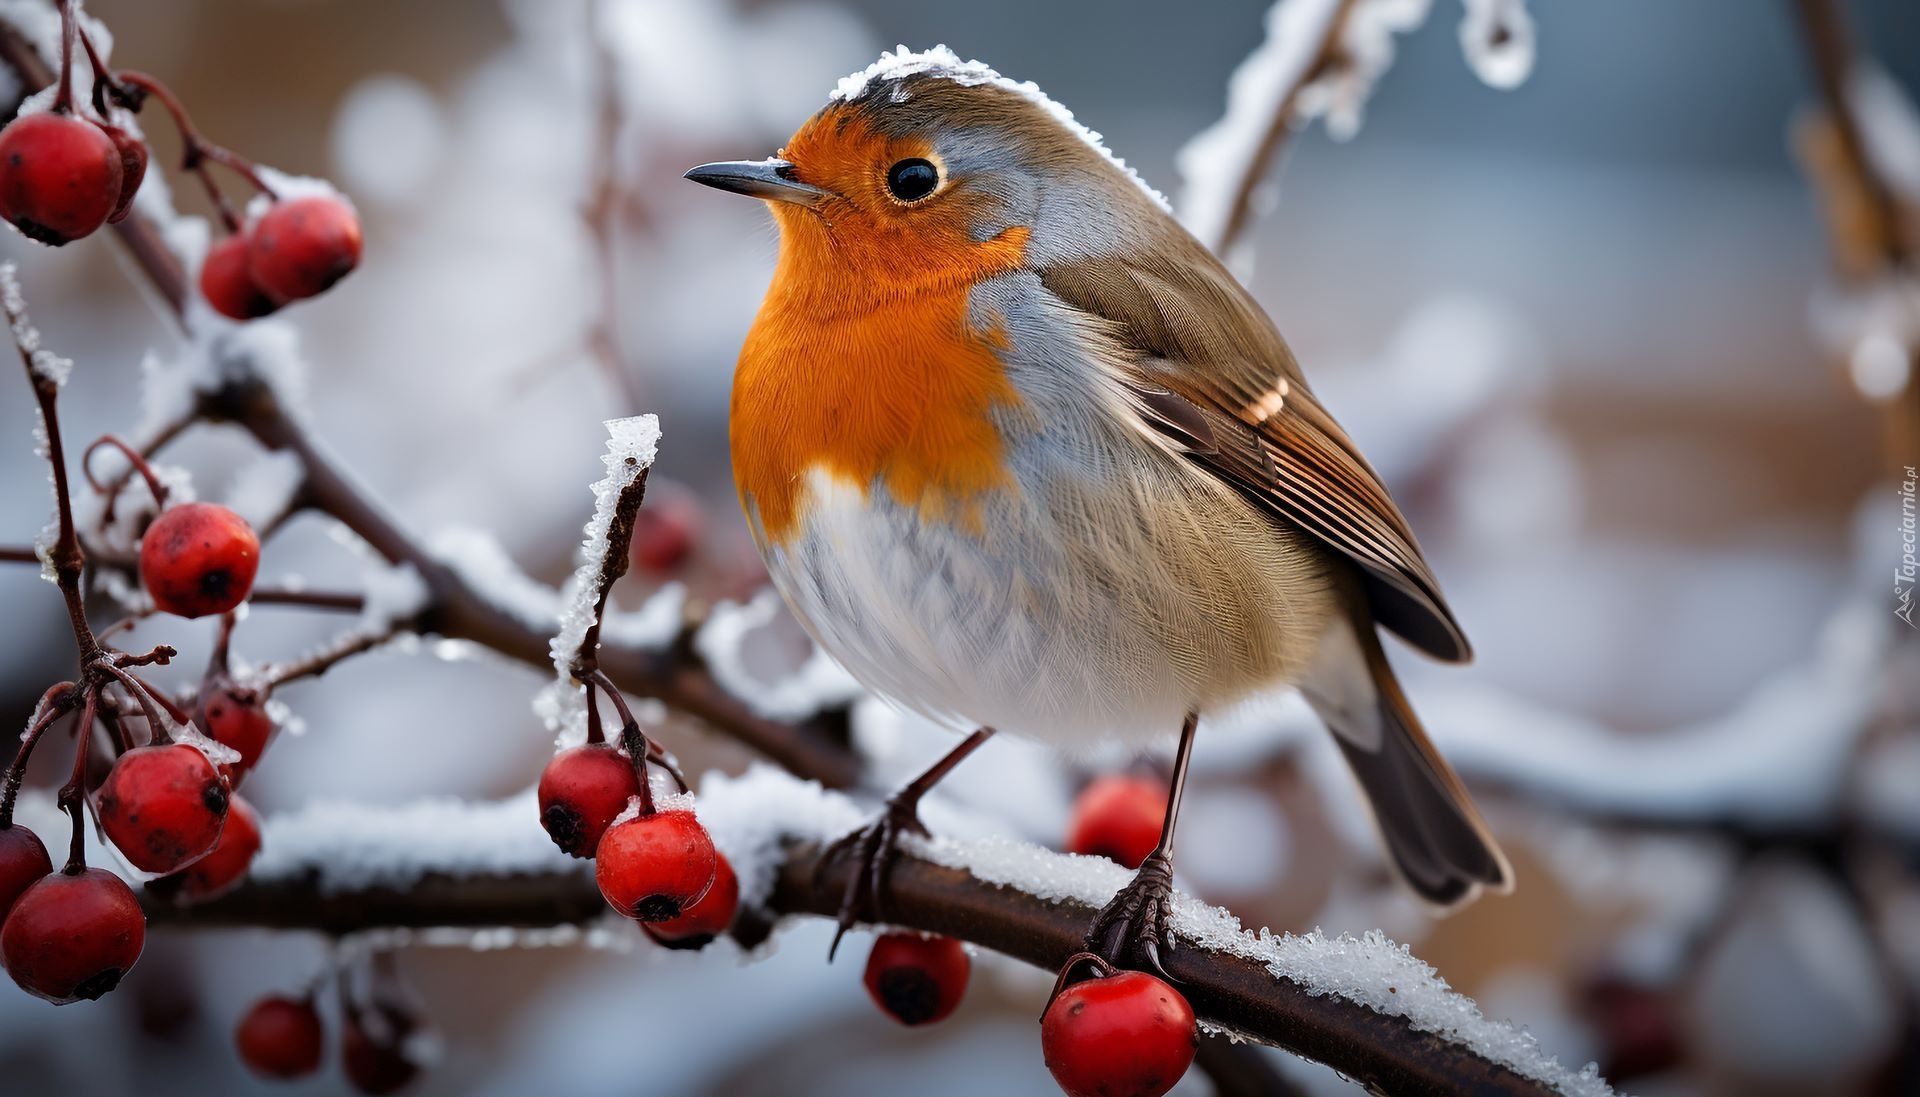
[1309, 627, 1512, 909]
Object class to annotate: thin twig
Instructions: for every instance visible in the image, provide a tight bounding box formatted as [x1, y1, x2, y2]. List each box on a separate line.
[247, 587, 367, 613]
[1207, 0, 1358, 255]
[259, 623, 404, 690]
[1790, 0, 1911, 270]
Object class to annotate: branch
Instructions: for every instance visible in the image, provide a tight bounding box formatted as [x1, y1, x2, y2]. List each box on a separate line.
[146, 783, 1597, 1097]
[165, 766, 1618, 1094]
[1178, 0, 1359, 255]
[1790, 0, 1911, 269]
[246, 586, 367, 612]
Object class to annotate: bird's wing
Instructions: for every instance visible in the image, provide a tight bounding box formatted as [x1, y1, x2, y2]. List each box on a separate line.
[1035, 251, 1472, 663]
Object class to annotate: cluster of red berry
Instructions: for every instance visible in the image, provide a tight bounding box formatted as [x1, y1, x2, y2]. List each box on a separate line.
[537, 743, 739, 948]
[0, 488, 273, 1005]
[234, 956, 432, 1092]
[0, 21, 360, 320]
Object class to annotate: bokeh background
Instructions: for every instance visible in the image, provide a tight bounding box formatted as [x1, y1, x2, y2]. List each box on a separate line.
[0, 0, 1915, 1094]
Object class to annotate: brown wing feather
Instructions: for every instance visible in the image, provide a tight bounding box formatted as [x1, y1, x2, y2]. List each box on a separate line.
[1036, 252, 1473, 663]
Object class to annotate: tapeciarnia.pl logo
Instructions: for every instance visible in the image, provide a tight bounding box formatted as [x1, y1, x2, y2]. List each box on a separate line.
[1899, 465, 1917, 628]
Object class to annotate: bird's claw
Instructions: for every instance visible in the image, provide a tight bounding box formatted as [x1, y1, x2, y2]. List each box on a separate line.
[1082, 849, 1179, 982]
[812, 795, 930, 961]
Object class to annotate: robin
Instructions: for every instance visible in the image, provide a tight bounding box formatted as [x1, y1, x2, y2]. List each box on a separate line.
[687, 47, 1511, 969]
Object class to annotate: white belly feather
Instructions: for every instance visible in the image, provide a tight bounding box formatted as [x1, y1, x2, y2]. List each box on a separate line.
[759, 451, 1337, 752]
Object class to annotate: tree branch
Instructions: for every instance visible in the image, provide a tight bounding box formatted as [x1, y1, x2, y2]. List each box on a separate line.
[1790, 0, 1911, 269]
[148, 827, 1577, 1097]
[1182, 0, 1359, 255]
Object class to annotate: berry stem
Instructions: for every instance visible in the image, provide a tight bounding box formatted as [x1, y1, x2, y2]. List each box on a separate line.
[0, 682, 79, 827]
[123, 671, 191, 725]
[583, 678, 605, 746]
[94, 660, 176, 744]
[588, 671, 656, 815]
[81, 433, 171, 522]
[55, 686, 99, 873]
[74, 23, 123, 119]
[583, 668, 695, 808]
[51, 0, 75, 114]
[114, 70, 277, 234]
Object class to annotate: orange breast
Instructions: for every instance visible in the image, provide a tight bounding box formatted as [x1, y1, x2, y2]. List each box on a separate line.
[731, 217, 1031, 545]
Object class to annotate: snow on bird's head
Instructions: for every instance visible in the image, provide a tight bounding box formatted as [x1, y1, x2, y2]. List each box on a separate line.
[828, 45, 1170, 212]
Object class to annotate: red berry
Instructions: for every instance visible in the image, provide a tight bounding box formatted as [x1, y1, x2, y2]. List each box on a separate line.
[536, 744, 639, 858]
[0, 112, 124, 245]
[631, 488, 702, 574]
[0, 824, 53, 921]
[152, 795, 259, 902]
[341, 1006, 421, 1095]
[1582, 976, 1682, 1081]
[98, 742, 230, 874]
[1042, 969, 1197, 1097]
[249, 195, 362, 302]
[197, 681, 275, 777]
[1065, 775, 1167, 870]
[200, 233, 280, 320]
[139, 502, 261, 618]
[862, 932, 969, 1026]
[0, 868, 146, 1004]
[235, 994, 324, 1079]
[594, 810, 717, 922]
[643, 851, 739, 949]
[95, 122, 147, 224]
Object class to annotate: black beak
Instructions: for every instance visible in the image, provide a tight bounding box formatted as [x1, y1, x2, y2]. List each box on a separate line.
[683, 159, 829, 207]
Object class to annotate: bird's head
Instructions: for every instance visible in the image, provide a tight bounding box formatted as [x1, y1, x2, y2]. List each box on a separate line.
[684, 47, 1169, 288]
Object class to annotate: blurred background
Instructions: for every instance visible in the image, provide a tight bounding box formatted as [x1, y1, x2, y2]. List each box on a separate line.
[0, 0, 1915, 1094]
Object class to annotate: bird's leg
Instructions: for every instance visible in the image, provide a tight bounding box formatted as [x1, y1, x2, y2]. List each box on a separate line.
[816, 726, 995, 959]
[1084, 711, 1199, 980]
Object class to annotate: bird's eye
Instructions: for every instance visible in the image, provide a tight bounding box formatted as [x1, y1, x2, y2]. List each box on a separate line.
[885, 158, 940, 202]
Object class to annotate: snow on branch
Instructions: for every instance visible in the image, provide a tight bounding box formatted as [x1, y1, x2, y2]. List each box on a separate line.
[541, 415, 660, 740]
[151, 766, 1609, 1097]
[1180, 0, 1537, 259]
[1429, 601, 1891, 830]
[1178, 0, 1355, 256]
[0, 260, 72, 387]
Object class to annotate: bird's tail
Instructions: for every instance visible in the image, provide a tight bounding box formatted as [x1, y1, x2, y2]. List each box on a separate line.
[1306, 624, 1512, 909]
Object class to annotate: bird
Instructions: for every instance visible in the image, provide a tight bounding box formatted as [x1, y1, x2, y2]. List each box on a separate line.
[686, 46, 1511, 970]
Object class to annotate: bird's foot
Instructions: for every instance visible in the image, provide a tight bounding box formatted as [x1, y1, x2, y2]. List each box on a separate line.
[1082, 848, 1178, 981]
[813, 793, 930, 961]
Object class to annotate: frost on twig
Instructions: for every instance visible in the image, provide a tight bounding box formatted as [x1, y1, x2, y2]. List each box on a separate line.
[0, 261, 72, 388]
[1180, 0, 1537, 260]
[540, 414, 660, 741]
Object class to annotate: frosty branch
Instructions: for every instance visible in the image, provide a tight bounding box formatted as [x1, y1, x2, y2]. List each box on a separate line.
[148, 782, 1586, 1097]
